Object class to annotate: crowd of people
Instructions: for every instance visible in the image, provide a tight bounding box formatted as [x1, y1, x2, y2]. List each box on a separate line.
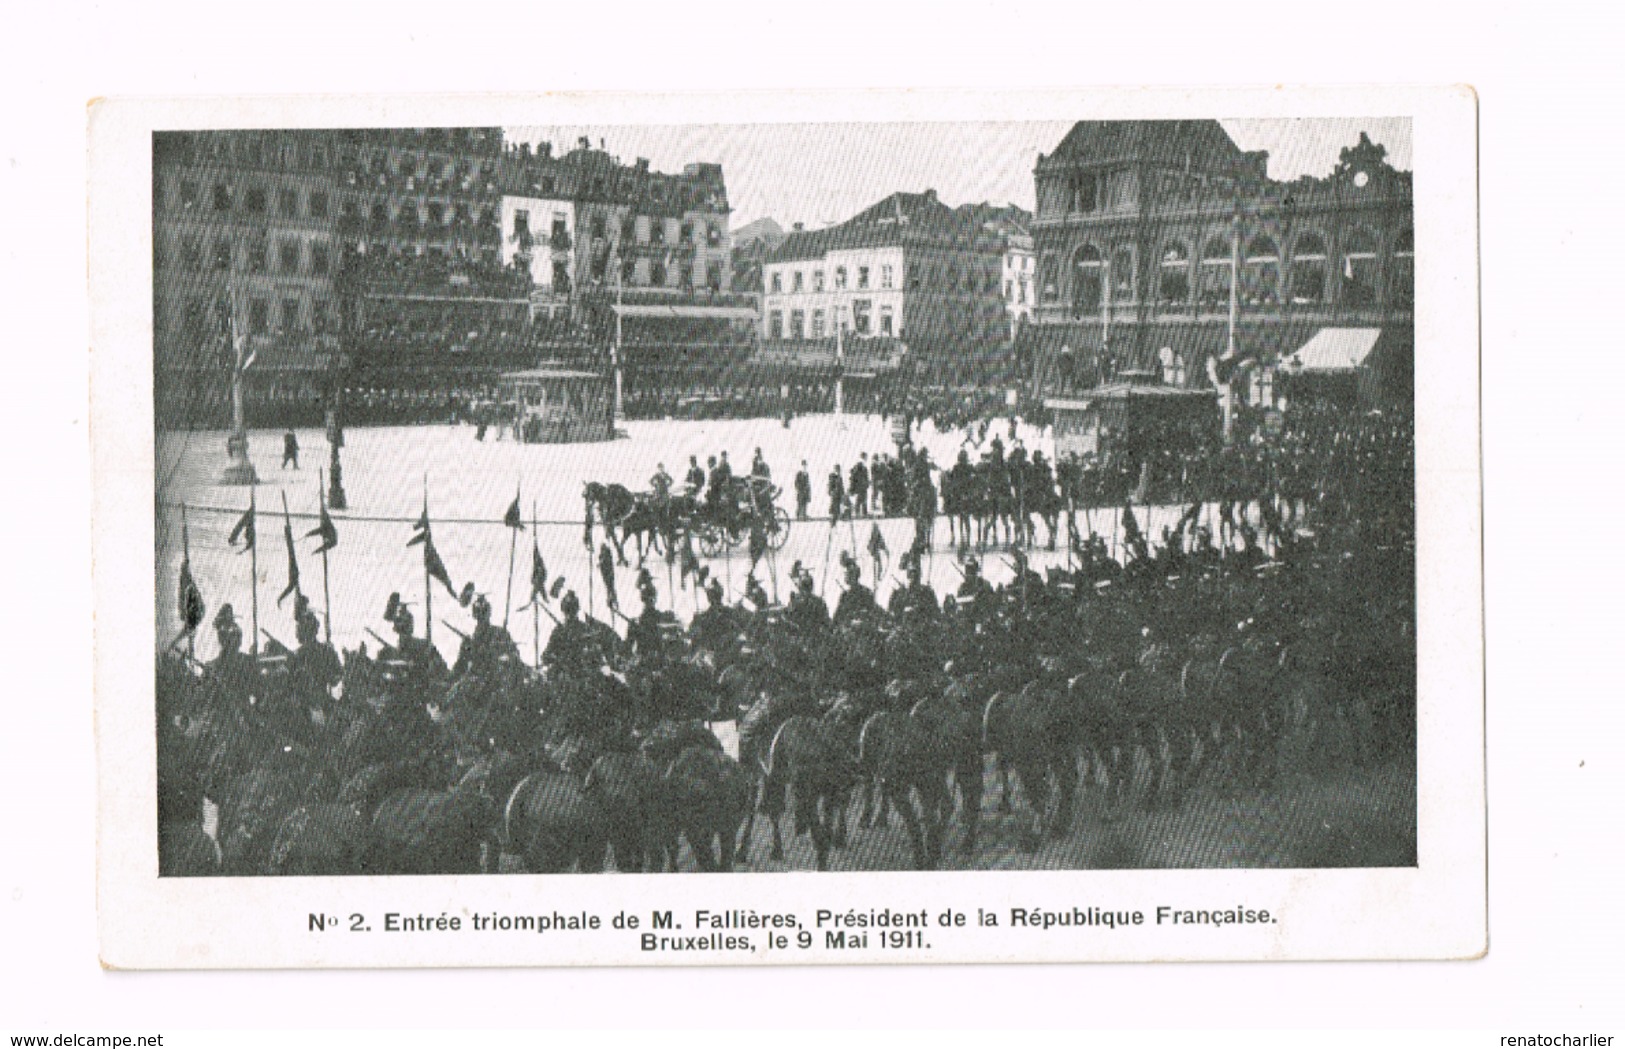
[155, 395, 1415, 876]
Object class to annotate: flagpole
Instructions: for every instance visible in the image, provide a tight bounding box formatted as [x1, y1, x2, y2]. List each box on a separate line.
[531, 500, 541, 671]
[247, 490, 263, 660]
[318, 472, 332, 647]
[504, 483, 519, 629]
[181, 502, 195, 664]
[422, 476, 432, 648]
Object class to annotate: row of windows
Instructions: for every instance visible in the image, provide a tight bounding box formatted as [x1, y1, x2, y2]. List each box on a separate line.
[171, 179, 333, 220]
[594, 255, 724, 290]
[1039, 228, 1415, 312]
[161, 233, 334, 277]
[767, 301, 897, 339]
[570, 212, 725, 247]
[768, 260, 1001, 296]
[173, 295, 339, 339]
[171, 178, 502, 233]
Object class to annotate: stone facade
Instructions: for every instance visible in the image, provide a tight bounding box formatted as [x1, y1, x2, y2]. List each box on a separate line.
[1024, 121, 1413, 401]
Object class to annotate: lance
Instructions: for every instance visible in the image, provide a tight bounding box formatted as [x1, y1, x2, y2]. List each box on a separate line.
[532, 500, 541, 671]
[365, 626, 392, 650]
[1109, 500, 1119, 563]
[1065, 493, 1077, 572]
[317, 471, 332, 647]
[421, 474, 433, 648]
[260, 627, 291, 657]
[503, 482, 519, 629]
[820, 515, 836, 597]
[442, 619, 470, 642]
[181, 501, 193, 663]
[250, 490, 262, 661]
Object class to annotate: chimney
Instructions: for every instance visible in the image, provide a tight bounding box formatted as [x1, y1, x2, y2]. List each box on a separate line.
[538, 142, 551, 159]
[635, 157, 649, 172]
[793, 222, 804, 232]
[924, 188, 937, 202]
[578, 136, 591, 150]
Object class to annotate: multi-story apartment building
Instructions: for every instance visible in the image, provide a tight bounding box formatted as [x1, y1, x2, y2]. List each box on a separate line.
[499, 138, 754, 404]
[1022, 120, 1413, 403]
[152, 130, 351, 427]
[760, 190, 1011, 378]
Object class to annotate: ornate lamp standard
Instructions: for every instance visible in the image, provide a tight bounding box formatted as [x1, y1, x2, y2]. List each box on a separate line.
[219, 281, 258, 486]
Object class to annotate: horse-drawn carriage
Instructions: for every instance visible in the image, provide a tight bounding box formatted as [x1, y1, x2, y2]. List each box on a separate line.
[690, 476, 792, 558]
[585, 475, 792, 565]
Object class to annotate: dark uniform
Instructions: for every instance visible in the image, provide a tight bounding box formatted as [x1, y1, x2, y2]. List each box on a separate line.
[787, 578, 831, 635]
[834, 577, 880, 625]
[689, 583, 743, 653]
[288, 624, 342, 712]
[794, 463, 812, 520]
[849, 457, 870, 518]
[206, 608, 257, 710]
[453, 618, 521, 680]
[827, 466, 846, 523]
[282, 430, 299, 469]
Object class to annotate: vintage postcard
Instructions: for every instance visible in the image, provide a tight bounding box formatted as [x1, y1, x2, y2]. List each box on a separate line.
[90, 86, 1483, 969]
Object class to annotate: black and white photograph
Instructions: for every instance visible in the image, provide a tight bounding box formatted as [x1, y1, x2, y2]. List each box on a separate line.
[90, 87, 1483, 970]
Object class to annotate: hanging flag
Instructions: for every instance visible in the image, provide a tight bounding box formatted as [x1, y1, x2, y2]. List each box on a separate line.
[598, 543, 617, 609]
[227, 506, 255, 552]
[868, 522, 888, 561]
[407, 506, 431, 547]
[422, 532, 458, 599]
[178, 558, 205, 635]
[1122, 503, 1142, 540]
[503, 493, 524, 530]
[530, 542, 548, 601]
[305, 502, 337, 554]
[277, 499, 301, 605]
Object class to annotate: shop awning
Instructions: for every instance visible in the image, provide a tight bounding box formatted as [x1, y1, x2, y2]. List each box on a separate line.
[1285, 328, 1381, 372]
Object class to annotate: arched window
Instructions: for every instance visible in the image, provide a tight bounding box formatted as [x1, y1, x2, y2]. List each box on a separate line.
[1111, 246, 1135, 301]
[1242, 234, 1281, 306]
[1158, 241, 1190, 306]
[1290, 232, 1328, 304]
[1199, 235, 1232, 307]
[1071, 245, 1103, 318]
[1040, 252, 1059, 302]
[1341, 228, 1380, 307]
[1390, 227, 1414, 306]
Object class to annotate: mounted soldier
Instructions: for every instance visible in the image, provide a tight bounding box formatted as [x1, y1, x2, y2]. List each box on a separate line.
[206, 604, 256, 711]
[452, 593, 520, 682]
[689, 577, 743, 655]
[379, 593, 449, 700]
[833, 554, 879, 626]
[786, 561, 831, 635]
[286, 600, 341, 716]
[887, 549, 939, 622]
[542, 590, 604, 677]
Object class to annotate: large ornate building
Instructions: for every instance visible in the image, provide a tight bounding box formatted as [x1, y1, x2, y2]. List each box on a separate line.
[1021, 120, 1413, 403]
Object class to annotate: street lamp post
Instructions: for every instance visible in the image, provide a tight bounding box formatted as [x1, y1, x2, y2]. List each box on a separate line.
[219, 282, 258, 486]
[833, 299, 845, 420]
[326, 377, 347, 510]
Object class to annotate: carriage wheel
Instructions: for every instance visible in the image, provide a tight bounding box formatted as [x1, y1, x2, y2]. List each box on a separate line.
[767, 507, 792, 552]
[698, 524, 726, 559]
